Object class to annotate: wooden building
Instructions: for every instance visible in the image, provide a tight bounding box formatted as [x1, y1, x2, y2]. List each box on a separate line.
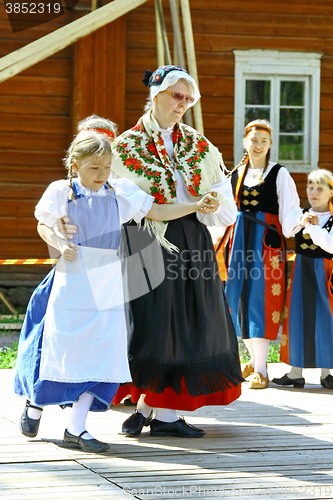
[1, 0, 333, 283]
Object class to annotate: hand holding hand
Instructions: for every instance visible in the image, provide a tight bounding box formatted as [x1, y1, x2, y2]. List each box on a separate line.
[300, 213, 319, 227]
[197, 192, 220, 214]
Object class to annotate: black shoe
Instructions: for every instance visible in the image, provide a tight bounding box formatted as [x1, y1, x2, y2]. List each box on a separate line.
[63, 430, 109, 453]
[150, 417, 205, 438]
[123, 397, 136, 407]
[272, 373, 305, 388]
[19, 400, 43, 438]
[320, 374, 333, 389]
[122, 410, 153, 437]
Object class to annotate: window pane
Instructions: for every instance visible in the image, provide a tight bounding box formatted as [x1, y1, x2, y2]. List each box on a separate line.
[280, 108, 304, 133]
[246, 80, 270, 105]
[280, 81, 304, 106]
[245, 107, 270, 124]
[279, 135, 303, 161]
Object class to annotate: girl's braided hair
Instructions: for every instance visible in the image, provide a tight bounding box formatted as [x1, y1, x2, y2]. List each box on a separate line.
[63, 130, 112, 199]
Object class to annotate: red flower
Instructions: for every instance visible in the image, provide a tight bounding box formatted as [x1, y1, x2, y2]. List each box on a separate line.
[192, 173, 201, 186]
[148, 142, 159, 156]
[188, 185, 198, 196]
[125, 158, 142, 170]
[197, 139, 209, 152]
[153, 191, 166, 204]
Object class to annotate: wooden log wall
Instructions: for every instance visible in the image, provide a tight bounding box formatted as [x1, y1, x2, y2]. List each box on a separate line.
[125, 0, 333, 205]
[1, 0, 333, 275]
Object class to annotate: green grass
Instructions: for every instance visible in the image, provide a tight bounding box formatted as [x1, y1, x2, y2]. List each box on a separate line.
[238, 339, 280, 364]
[0, 341, 18, 369]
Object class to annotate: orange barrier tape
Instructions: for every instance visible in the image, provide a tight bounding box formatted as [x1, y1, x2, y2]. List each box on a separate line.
[0, 258, 57, 265]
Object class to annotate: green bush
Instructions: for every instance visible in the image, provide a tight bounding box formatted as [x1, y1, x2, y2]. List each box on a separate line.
[0, 342, 18, 369]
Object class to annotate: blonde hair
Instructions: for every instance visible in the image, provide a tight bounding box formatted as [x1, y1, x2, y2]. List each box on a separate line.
[77, 114, 118, 140]
[64, 130, 112, 198]
[308, 169, 333, 190]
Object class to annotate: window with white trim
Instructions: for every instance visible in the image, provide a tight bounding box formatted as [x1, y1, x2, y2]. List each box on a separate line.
[234, 50, 322, 172]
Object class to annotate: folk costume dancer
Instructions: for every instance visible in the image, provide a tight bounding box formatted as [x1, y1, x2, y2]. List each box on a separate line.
[225, 120, 302, 389]
[274, 169, 333, 389]
[111, 65, 243, 438]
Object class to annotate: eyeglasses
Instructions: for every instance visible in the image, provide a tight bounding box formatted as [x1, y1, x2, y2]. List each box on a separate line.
[163, 90, 195, 104]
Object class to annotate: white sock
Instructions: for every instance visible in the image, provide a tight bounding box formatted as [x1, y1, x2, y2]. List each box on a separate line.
[252, 338, 270, 377]
[155, 408, 178, 422]
[243, 338, 255, 365]
[288, 366, 303, 379]
[321, 368, 331, 379]
[27, 402, 43, 420]
[67, 392, 94, 440]
[136, 394, 153, 418]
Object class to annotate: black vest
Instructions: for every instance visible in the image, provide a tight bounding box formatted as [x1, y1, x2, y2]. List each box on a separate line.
[233, 163, 282, 214]
[295, 208, 333, 259]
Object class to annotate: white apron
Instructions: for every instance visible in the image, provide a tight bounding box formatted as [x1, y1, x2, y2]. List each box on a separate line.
[40, 246, 131, 383]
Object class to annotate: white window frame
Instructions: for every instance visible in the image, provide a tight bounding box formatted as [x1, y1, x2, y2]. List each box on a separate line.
[234, 50, 322, 173]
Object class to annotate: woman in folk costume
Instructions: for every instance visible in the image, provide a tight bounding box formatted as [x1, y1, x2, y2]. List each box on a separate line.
[111, 64, 243, 439]
[15, 129, 216, 452]
[273, 169, 333, 389]
[225, 120, 302, 389]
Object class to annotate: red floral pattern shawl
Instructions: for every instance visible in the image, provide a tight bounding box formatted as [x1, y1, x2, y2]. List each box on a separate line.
[111, 110, 224, 251]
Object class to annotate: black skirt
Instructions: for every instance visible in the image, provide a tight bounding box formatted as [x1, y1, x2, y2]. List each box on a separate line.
[122, 214, 243, 396]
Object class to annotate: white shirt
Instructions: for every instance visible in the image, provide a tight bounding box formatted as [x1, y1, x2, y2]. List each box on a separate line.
[303, 209, 333, 254]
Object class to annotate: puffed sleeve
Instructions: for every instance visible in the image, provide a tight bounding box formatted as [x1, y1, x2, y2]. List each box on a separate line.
[276, 167, 303, 238]
[196, 170, 237, 227]
[303, 223, 333, 254]
[110, 178, 154, 224]
[34, 180, 69, 227]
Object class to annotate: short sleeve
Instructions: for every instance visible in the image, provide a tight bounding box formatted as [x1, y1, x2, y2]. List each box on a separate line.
[110, 178, 154, 224]
[34, 180, 69, 227]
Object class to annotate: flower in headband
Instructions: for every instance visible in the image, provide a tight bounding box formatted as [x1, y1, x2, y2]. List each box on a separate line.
[142, 65, 201, 108]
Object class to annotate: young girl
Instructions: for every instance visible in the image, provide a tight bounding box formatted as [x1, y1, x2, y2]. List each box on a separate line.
[273, 169, 333, 389]
[225, 119, 302, 389]
[14, 129, 218, 452]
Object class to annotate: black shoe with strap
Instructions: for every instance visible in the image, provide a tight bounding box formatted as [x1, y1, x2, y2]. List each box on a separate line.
[63, 429, 110, 453]
[19, 400, 43, 438]
[122, 410, 153, 437]
[150, 417, 205, 437]
[272, 373, 305, 388]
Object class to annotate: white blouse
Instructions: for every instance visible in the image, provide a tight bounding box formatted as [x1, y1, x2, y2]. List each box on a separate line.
[35, 177, 154, 227]
[303, 209, 333, 254]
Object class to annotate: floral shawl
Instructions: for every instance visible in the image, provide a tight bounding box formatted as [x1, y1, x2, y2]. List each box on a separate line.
[111, 110, 223, 251]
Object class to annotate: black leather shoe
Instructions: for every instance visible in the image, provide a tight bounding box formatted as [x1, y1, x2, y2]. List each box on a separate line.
[320, 374, 333, 389]
[19, 400, 43, 438]
[63, 430, 109, 453]
[150, 417, 205, 438]
[122, 410, 153, 437]
[272, 373, 305, 388]
[123, 397, 136, 406]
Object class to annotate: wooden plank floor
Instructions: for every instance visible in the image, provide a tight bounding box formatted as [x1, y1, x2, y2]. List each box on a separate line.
[1, 364, 333, 500]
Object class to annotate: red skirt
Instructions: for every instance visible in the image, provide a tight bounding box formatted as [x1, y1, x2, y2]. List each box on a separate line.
[113, 379, 241, 411]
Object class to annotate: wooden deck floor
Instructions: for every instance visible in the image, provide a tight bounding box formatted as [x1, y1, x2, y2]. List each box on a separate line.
[1, 364, 333, 500]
